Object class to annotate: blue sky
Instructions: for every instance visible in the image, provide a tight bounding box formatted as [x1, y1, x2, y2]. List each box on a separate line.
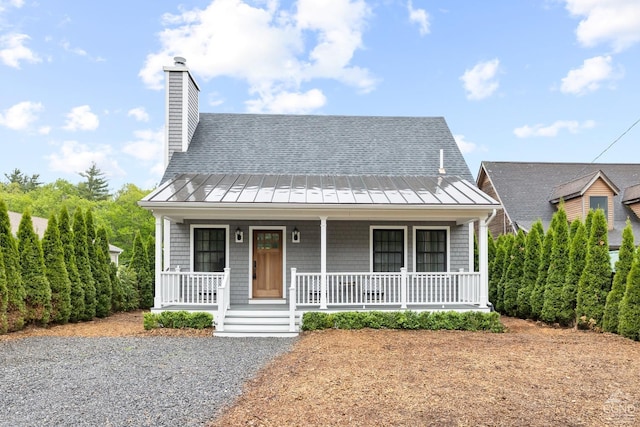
[1, 0, 639, 192]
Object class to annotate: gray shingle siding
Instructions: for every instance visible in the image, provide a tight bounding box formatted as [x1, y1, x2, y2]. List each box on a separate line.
[168, 219, 471, 304]
[167, 71, 184, 161]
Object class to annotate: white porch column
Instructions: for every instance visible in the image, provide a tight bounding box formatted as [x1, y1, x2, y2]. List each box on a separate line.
[478, 217, 489, 308]
[468, 223, 475, 272]
[320, 216, 328, 309]
[163, 218, 171, 270]
[154, 214, 163, 308]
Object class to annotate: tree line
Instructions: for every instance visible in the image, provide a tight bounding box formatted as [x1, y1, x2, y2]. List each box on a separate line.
[488, 204, 640, 340]
[0, 199, 154, 334]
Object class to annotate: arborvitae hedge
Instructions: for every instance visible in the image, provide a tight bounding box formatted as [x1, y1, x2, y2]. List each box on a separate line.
[118, 265, 139, 311]
[618, 247, 640, 341]
[559, 220, 587, 326]
[517, 221, 543, 319]
[495, 234, 514, 313]
[95, 227, 115, 314]
[576, 209, 611, 329]
[58, 206, 84, 322]
[0, 200, 25, 331]
[602, 220, 635, 333]
[531, 228, 554, 320]
[73, 208, 96, 320]
[87, 210, 111, 318]
[18, 210, 52, 325]
[488, 235, 507, 307]
[146, 235, 155, 302]
[131, 231, 153, 309]
[42, 214, 71, 324]
[541, 205, 570, 324]
[0, 250, 8, 333]
[502, 230, 526, 317]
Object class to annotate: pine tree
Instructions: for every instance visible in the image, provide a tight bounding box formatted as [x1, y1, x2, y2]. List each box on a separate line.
[94, 226, 113, 317]
[58, 206, 84, 322]
[130, 231, 153, 309]
[618, 246, 640, 340]
[517, 221, 543, 319]
[18, 209, 52, 325]
[502, 230, 526, 316]
[576, 209, 612, 329]
[86, 210, 111, 318]
[559, 220, 587, 326]
[0, 200, 25, 331]
[489, 235, 507, 309]
[42, 214, 72, 324]
[541, 205, 570, 324]
[530, 227, 554, 320]
[0, 249, 8, 333]
[77, 162, 110, 201]
[73, 208, 96, 320]
[496, 234, 514, 313]
[602, 220, 635, 333]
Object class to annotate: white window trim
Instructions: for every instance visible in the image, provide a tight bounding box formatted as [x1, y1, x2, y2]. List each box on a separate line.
[413, 226, 450, 273]
[369, 226, 408, 272]
[189, 224, 230, 272]
[248, 226, 287, 300]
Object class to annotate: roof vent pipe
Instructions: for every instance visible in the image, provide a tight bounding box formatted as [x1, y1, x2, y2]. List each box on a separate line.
[439, 149, 446, 174]
[174, 56, 187, 66]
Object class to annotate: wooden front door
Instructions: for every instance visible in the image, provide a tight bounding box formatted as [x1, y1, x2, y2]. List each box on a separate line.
[252, 230, 283, 298]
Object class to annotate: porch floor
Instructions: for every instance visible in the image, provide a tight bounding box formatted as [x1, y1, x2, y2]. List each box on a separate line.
[152, 303, 490, 313]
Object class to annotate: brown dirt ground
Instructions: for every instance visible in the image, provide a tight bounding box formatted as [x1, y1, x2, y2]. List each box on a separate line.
[2, 313, 640, 426]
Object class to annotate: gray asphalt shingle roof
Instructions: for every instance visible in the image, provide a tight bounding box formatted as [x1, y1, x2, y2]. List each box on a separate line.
[161, 113, 473, 184]
[480, 161, 640, 248]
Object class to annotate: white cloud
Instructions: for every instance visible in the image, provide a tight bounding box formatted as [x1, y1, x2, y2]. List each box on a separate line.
[0, 0, 24, 13]
[47, 140, 125, 178]
[0, 33, 41, 68]
[38, 126, 51, 135]
[139, 0, 375, 113]
[245, 88, 326, 114]
[565, 0, 640, 52]
[453, 134, 478, 154]
[0, 101, 43, 130]
[513, 119, 596, 138]
[61, 40, 87, 56]
[122, 129, 164, 162]
[127, 107, 150, 122]
[460, 59, 500, 100]
[407, 0, 430, 36]
[560, 55, 619, 95]
[63, 105, 99, 131]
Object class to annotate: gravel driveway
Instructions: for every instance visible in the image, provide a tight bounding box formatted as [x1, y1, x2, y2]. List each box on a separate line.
[0, 336, 295, 426]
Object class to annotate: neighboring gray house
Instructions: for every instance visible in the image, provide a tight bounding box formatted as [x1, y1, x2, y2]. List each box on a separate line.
[477, 161, 640, 249]
[139, 57, 500, 336]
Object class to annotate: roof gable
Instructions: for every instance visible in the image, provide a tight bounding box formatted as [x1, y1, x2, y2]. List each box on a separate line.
[161, 114, 472, 184]
[549, 170, 620, 203]
[622, 184, 640, 204]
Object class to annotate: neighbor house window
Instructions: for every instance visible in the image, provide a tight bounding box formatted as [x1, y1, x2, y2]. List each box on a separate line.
[371, 228, 405, 272]
[590, 196, 608, 219]
[193, 228, 226, 272]
[414, 228, 449, 272]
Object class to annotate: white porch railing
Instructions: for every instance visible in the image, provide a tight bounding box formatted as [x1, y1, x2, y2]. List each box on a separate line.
[158, 269, 225, 306]
[216, 268, 231, 332]
[293, 269, 481, 307]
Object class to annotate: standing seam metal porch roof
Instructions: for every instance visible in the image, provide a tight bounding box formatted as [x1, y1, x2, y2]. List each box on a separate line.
[143, 173, 499, 206]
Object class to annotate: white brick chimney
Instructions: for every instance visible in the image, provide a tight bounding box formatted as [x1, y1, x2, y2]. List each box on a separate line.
[163, 56, 200, 167]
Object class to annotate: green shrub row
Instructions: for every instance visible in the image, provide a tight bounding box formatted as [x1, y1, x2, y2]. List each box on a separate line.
[301, 310, 504, 333]
[143, 311, 213, 330]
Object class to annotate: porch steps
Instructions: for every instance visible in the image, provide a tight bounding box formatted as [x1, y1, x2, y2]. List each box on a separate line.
[214, 309, 300, 338]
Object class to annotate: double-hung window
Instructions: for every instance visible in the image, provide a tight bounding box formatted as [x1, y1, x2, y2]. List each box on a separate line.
[193, 227, 226, 272]
[371, 228, 406, 272]
[589, 196, 608, 220]
[414, 228, 448, 272]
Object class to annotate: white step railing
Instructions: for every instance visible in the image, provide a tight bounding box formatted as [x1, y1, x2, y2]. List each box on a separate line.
[216, 268, 231, 332]
[158, 269, 225, 306]
[293, 269, 481, 307]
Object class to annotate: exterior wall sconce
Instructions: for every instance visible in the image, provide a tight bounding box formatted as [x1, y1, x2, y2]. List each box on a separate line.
[235, 227, 243, 243]
[291, 227, 301, 243]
